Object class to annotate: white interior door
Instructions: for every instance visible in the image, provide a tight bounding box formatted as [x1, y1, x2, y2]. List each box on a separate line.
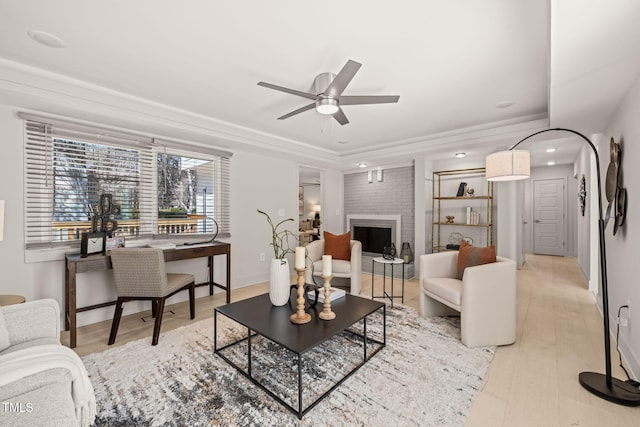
[533, 178, 565, 256]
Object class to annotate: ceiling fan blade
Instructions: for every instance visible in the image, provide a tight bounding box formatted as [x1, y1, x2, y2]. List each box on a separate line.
[257, 82, 317, 100]
[339, 95, 400, 105]
[324, 60, 362, 98]
[277, 103, 316, 120]
[332, 108, 349, 125]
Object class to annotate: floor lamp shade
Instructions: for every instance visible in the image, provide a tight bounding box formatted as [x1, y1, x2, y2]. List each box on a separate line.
[485, 150, 530, 181]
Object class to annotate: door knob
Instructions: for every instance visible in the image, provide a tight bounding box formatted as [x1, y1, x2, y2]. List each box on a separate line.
[534, 219, 541, 223]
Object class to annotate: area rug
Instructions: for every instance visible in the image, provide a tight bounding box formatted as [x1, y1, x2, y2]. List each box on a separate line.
[82, 304, 495, 426]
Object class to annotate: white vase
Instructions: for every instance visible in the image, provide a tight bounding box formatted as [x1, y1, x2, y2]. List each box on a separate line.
[269, 258, 291, 306]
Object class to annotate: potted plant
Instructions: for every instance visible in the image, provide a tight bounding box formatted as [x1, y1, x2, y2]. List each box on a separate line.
[257, 210, 297, 305]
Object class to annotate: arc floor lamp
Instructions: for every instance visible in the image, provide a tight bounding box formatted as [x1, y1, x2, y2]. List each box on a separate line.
[485, 128, 640, 406]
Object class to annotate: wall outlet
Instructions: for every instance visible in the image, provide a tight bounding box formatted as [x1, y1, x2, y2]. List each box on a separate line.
[259, 252, 265, 261]
[278, 208, 285, 217]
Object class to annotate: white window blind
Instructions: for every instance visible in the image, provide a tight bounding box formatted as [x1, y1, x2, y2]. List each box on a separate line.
[22, 114, 232, 250]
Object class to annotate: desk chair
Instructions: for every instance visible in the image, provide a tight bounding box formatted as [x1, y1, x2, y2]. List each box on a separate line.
[108, 248, 195, 346]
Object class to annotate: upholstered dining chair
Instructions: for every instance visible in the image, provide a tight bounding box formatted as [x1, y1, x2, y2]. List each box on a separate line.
[108, 247, 196, 346]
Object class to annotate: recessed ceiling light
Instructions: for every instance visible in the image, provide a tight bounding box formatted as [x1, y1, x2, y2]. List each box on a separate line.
[28, 30, 66, 48]
[547, 161, 555, 166]
[358, 162, 367, 168]
[495, 100, 515, 109]
[546, 148, 556, 153]
[455, 152, 466, 158]
[338, 140, 349, 144]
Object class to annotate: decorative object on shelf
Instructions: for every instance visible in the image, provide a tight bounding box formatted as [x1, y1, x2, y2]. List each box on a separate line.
[185, 214, 220, 244]
[486, 128, 639, 407]
[578, 174, 587, 216]
[105, 236, 125, 251]
[456, 182, 467, 197]
[80, 231, 106, 257]
[400, 242, 414, 264]
[258, 210, 296, 306]
[446, 232, 463, 250]
[318, 255, 336, 321]
[466, 187, 475, 197]
[291, 246, 312, 324]
[445, 215, 455, 224]
[382, 242, 396, 260]
[90, 193, 119, 237]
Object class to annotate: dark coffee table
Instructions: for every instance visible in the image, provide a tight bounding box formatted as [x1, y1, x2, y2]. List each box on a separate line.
[214, 292, 386, 419]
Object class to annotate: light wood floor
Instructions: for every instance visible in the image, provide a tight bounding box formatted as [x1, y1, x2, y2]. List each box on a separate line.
[66, 255, 639, 425]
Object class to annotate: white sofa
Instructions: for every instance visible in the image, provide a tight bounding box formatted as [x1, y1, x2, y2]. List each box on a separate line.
[0, 299, 96, 426]
[305, 239, 362, 295]
[419, 251, 516, 347]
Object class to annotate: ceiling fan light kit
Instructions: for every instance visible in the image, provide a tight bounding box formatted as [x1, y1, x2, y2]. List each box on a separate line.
[258, 60, 399, 125]
[316, 98, 339, 115]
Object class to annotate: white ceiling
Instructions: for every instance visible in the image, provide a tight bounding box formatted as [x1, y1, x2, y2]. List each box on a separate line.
[0, 1, 638, 170]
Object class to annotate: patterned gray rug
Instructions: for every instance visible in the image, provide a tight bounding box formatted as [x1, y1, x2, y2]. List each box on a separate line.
[82, 303, 494, 426]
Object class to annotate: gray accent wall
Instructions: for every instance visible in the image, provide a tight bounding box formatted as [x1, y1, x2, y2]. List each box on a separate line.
[344, 166, 415, 277]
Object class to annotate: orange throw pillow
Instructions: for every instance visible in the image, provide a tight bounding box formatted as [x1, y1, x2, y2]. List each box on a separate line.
[456, 240, 496, 279]
[324, 231, 351, 261]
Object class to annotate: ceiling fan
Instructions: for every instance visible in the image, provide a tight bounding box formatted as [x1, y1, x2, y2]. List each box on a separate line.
[257, 59, 399, 125]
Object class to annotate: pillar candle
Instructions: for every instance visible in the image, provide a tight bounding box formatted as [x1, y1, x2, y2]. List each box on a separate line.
[322, 255, 332, 276]
[295, 246, 306, 269]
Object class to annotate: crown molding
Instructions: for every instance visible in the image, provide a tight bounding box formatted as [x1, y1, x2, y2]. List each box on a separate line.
[0, 58, 340, 165]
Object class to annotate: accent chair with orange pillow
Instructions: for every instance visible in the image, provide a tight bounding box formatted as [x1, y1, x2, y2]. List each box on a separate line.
[304, 231, 362, 295]
[418, 243, 516, 348]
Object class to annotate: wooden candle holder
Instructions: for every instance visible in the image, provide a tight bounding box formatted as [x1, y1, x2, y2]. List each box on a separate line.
[290, 267, 311, 324]
[318, 274, 336, 321]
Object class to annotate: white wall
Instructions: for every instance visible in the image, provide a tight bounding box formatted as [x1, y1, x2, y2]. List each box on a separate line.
[0, 104, 344, 327]
[601, 74, 640, 378]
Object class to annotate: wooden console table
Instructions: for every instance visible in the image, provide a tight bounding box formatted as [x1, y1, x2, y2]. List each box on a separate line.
[64, 241, 231, 348]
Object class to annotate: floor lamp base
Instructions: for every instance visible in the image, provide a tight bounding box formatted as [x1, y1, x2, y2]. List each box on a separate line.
[579, 372, 640, 406]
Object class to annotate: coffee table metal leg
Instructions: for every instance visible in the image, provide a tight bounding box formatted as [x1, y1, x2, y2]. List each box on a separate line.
[247, 327, 252, 376]
[363, 316, 368, 360]
[298, 354, 303, 419]
[214, 310, 218, 352]
[371, 259, 374, 300]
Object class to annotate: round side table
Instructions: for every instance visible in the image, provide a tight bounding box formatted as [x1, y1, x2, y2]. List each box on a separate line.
[371, 257, 405, 308]
[0, 295, 26, 306]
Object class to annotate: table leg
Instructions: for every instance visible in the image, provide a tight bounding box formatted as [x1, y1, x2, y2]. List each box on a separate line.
[226, 250, 231, 303]
[371, 259, 374, 300]
[297, 354, 303, 419]
[248, 327, 252, 376]
[65, 260, 77, 348]
[214, 310, 218, 352]
[208, 255, 214, 295]
[402, 263, 405, 304]
[390, 264, 395, 308]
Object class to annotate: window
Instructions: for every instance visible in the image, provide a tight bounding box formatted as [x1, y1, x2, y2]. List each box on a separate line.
[23, 114, 231, 249]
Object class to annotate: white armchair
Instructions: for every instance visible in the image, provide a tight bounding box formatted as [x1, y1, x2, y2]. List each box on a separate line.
[419, 251, 516, 347]
[304, 240, 362, 295]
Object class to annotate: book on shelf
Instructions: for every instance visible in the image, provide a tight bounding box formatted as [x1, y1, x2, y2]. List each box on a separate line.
[308, 287, 346, 303]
